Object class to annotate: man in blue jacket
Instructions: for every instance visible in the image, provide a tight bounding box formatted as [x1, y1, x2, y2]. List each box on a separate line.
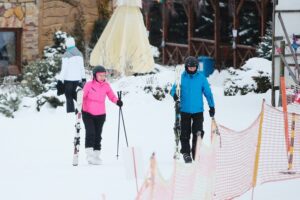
[171, 56, 215, 163]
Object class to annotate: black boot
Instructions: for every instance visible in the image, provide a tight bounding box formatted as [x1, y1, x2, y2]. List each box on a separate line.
[183, 153, 192, 163]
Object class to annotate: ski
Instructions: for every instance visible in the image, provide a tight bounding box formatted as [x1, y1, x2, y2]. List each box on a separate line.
[173, 100, 181, 159]
[73, 87, 83, 166]
[173, 65, 184, 160]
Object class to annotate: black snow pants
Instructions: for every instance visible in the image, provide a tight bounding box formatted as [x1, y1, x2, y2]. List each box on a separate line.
[82, 111, 106, 151]
[180, 112, 204, 160]
[64, 80, 80, 113]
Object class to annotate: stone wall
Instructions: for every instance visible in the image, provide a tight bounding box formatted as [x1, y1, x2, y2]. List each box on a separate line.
[0, 0, 39, 62]
[40, 0, 100, 54]
[0, 0, 106, 64]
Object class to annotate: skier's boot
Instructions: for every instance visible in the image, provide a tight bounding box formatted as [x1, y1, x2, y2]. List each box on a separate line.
[183, 153, 192, 163]
[93, 150, 102, 165]
[86, 148, 95, 164]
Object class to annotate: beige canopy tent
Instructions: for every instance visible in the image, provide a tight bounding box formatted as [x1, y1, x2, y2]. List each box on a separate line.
[90, 0, 155, 75]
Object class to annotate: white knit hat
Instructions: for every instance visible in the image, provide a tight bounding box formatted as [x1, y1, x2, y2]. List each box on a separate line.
[65, 37, 75, 48]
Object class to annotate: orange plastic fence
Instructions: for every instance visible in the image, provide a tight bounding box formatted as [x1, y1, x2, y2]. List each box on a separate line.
[136, 102, 300, 200]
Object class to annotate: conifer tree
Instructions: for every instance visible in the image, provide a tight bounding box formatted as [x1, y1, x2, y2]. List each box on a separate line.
[256, 22, 272, 60]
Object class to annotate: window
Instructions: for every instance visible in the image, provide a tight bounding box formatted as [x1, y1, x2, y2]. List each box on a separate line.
[0, 28, 22, 77]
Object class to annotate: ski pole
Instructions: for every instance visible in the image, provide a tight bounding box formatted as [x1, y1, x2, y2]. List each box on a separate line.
[120, 107, 128, 147]
[116, 91, 129, 159]
[116, 91, 122, 159]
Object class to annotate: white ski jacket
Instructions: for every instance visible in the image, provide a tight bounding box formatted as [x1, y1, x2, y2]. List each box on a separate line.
[59, 47, 85, 82]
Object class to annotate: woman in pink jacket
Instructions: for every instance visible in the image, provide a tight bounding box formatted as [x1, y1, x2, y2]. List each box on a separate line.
[82, 66, 123, 165]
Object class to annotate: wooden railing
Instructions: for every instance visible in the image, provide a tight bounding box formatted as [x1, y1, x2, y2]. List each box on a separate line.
[236, 44, 256, 67]
[163, 42, 189, 65]
[190, 38, 215, 58]
[162, 39, 257, 68]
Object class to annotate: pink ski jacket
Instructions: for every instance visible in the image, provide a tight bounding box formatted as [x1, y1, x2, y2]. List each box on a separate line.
[82, 80, 118, 115]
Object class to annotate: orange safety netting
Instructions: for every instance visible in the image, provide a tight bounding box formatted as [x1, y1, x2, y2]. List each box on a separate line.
[213, 115, 260, 199]
[256, 104, 300, 184]
[136, 102, 300, 200]
[137, 136, 218, 200]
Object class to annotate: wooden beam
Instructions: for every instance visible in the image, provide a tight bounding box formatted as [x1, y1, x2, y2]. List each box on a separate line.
[263, 0, 269, 7]
[191, 37, 214, 43]
[254, 0, 262, 16]
[214, 0, 220, 70]
[187, 1, 194, 56]
[233, 0, 238, 68]
[162, 3, 168, 64]
[260, 0, 267, 37]
[182, 1, 189, 17]
[209, 0, 216, 12]
[16, 28, 22, 74]
[165, 42, 189, 48]
[145, 12, 150, 31]
[236, 0, 245, 16]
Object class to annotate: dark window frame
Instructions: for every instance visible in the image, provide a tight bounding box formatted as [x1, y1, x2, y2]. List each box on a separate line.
[0, 28, 22, 75]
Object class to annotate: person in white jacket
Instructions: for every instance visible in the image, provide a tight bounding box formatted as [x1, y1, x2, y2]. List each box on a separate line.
[57, 37, 86, 113]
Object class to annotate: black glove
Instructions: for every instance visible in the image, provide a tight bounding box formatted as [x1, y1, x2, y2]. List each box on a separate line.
[116, 99, 123, 107]
[79, 78, 86, 88]
[56, 80, 65, 96]
[209, 107, 215, 117]
[173, 93, 179, 101]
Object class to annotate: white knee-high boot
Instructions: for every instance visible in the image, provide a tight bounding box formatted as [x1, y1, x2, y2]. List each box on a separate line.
[85, 148, 94, 164]
[93, 150, 102, 165]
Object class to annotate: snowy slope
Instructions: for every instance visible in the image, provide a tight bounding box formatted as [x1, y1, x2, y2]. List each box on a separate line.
[0, 64, 300, 200]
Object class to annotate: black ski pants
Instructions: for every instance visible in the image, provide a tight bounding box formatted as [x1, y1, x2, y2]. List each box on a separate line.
[64, 80, 80, 113]
[180, 112, 204, 160]
[82, 111, 106, 151]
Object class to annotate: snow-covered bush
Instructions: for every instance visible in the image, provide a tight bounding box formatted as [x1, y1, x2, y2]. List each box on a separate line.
[0, 92, 21, 118]
[144, 83, 172, 101]
[36, 95, 64, 112]
[153, 86, 166, 101]
[43, 31, 67, 59]
[0, 76, 29, 118]
[252, 71, 272, 93]
[224, 58, 271, 96]
[22, 57, 61, 96]
[22, 31, 68, 96]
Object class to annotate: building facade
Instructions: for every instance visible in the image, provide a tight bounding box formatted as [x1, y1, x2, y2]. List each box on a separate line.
[0, 0, 101, 77]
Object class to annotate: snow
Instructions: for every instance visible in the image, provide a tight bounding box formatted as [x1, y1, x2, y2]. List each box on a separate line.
[1, 61, 300, 200]
[150, 45, 160, 58]
[277, 0, 300, 10]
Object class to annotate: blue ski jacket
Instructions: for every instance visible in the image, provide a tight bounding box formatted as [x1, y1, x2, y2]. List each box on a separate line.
[171, 71, 215, 114]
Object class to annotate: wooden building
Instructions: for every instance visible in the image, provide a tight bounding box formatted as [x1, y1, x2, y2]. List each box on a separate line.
[0, 0, 273, 77]
[145, 0, 273, 69]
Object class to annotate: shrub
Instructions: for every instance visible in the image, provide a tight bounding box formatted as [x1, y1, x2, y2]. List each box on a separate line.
[0, 76, 27, 118]
[43, 31, 67, 59]
[36, 95, 64, 112]
[143, 83, 172, 101]
[22, 57, 61, 96]
[224, 67, 271, 96]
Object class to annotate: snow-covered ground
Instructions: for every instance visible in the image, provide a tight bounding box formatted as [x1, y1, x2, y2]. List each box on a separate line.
[1, 63, 300, 200]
